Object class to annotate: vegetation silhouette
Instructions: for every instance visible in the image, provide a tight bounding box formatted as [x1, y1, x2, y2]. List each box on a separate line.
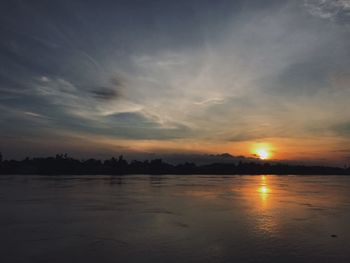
[0, 153, 350, 175]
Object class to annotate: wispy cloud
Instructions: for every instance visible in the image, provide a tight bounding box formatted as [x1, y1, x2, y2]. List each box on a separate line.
[1, 0, 350, 161]
[305, 0, 350, 21]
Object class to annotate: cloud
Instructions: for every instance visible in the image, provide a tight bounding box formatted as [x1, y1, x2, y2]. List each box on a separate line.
[305, 0, 350, 22]
[90, 87, 120, 101]
[1, 73, 193, 140]
[101, 112, 192, 139]
[1, 0, 350, 161]
[89, 76, 125, 101]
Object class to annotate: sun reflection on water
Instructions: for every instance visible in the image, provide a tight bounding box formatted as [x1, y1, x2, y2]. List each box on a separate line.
[259, 185, 269, 194]
[258, 175, 270, 205]
[254, 175, 278, 234]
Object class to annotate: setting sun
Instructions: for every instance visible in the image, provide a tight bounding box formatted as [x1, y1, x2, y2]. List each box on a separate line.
[252, 143, 273, 160]
[256, 148, 270, 160]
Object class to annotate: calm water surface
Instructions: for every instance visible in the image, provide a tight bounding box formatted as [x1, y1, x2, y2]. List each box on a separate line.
[1, 175, 350, 263]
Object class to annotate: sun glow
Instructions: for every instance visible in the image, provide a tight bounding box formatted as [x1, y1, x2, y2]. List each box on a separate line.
[252, 143, 273, 160]
[250, 142, 274, 160]
[256, 148, 270, 160]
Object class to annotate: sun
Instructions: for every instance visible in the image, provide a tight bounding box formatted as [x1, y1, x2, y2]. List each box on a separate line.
[256, 148, 270, 160]
[252, 143, 273, 160]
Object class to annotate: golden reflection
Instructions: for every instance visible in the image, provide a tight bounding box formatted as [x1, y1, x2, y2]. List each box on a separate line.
[258, 175, 270, 207]
[254, 175, 278, 234]
[259, 185, 269, 194]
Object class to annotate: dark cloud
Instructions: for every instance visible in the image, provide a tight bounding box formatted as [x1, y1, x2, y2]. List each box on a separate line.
[90, 76, 125, 100]
[91, 87, 120, 101]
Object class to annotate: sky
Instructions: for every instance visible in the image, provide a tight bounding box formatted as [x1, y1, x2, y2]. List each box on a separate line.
[1, 0, 350, 164]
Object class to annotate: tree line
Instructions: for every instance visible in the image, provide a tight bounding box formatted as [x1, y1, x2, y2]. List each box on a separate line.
[0, 153, 349, 175]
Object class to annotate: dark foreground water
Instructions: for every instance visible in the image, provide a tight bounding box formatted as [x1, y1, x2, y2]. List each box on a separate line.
[1, 175, 350, 263]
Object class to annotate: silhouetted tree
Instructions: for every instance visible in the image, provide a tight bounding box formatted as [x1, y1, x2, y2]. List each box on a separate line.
[0, 154, 349, 175]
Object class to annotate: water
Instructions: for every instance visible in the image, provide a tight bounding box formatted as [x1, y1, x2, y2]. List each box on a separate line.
[1, 175, 350, 263]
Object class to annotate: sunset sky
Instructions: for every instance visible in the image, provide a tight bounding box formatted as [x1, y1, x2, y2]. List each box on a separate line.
[1, 0, 350, 164]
